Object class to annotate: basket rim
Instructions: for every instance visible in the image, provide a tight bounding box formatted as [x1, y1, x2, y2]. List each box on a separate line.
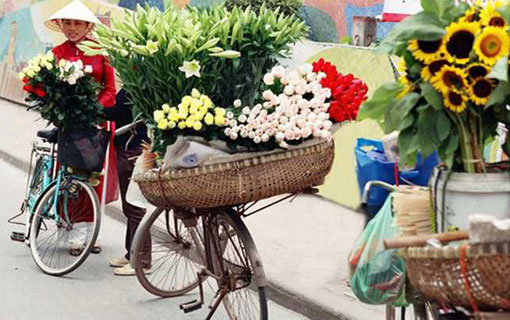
[134, 139, 334, 182]
[401, 241, 510, 259]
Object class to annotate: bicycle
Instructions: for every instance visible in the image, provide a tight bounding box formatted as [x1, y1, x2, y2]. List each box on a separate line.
[131, 190, 316, 320]
[9, 127, 103, 276]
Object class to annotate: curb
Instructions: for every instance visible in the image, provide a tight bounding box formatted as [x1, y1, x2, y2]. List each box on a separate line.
[1, 149, 350, 320]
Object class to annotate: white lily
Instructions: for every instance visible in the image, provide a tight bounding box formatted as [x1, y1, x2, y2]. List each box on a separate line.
[179, 60, 201, 78]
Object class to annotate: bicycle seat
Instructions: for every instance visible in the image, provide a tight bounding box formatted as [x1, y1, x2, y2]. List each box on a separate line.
[37, 128, 58, 143]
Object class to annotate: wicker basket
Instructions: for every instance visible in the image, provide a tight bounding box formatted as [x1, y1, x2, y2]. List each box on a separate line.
[134, 140, 334, 209]
[402, 242, 510, 310]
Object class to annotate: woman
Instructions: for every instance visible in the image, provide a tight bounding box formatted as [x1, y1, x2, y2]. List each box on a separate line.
[45, 0, 119, 254]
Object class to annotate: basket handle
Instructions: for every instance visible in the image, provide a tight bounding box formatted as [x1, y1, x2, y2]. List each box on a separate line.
[384, 230, 469, 249]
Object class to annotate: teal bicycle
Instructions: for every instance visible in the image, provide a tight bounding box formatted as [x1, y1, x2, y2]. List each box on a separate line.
[9, 128, 103, 276]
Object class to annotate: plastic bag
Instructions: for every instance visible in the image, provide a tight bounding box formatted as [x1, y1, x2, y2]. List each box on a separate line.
[348, 194, 406, 305]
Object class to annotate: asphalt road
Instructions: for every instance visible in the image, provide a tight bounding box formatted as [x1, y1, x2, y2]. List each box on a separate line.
[0, 159, 310, 320]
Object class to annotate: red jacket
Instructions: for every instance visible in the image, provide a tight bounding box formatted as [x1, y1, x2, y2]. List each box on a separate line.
[52, 40, 117, 107]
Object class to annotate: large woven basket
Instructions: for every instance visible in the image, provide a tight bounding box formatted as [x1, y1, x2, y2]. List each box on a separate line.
[134, 140, 334, 209]
[402, 242, 510, 310]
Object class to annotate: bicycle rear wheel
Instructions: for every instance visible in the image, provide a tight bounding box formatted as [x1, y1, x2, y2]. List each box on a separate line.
[29, 178, 100, 276]
[208, 209, 268, 320]
[132, 207, 205, 297]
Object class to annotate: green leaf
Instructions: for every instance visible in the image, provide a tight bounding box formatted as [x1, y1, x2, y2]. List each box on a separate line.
[436, 111, 451, 141]
[416, 105, 441, 156]
[384, 92, 421, 133]
[421, 82, 444, 110]
[357, 82, 402, 121]
[443, 2, 471, 23]
[421, 0, 454, 18]
[486, 81, 510, 109]
[398, 126, 419, 164]
[396, 113, 415, 131]
[498, 3, 510, 22]
[487, 56, 508, 82]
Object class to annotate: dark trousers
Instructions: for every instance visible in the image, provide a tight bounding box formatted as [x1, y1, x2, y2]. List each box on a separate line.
[116, 146, 151, 268]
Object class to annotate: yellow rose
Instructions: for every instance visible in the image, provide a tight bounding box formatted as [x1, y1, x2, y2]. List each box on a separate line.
[153, 110, 165, 122]
[191, 88, 201, 98]
[189, 105, 199, 114]
[178, 121, 187, 129]
[190, 98, 202, 109]
[45, 52, 54, 62]
[168, 121, 177, 129]
[204, 113, 214, 125]
[44, 62, 53, 70]
[186, 116, 196, 128]
[181, 96, 192, 108]
[214, 115, 226, 126]
[26, 70, 35, 78]
[162, 103, 171, 113]
[18, 72, 25, 80]
[199, 106, 208, 114]
[59, 59, 66, 68]
[200, 95, 212, 108]
[195, 112, 205, 121]
[157, 118, 168, 130]
[214, 107, 226, 117]
[193, 121, 203, 131]
[168, 113, 180, 122]
[169, 107, 178, 114]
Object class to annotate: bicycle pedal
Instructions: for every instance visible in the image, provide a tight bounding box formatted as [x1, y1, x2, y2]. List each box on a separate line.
[179, 299, 203, 313]
[10, 232, 25, 242]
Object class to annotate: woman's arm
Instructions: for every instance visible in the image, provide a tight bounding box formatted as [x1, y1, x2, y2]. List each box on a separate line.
[98, 57, 117, 107]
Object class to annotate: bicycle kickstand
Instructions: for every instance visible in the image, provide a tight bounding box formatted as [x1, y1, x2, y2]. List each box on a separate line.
[179, 270, 206, 314]
[205, 286, 228, 320]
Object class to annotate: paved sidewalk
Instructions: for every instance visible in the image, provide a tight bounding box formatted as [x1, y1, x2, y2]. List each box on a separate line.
[0, 97, 385, 319]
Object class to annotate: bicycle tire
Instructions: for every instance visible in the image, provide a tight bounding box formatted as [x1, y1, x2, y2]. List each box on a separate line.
[208, 209, 268, 320]
[132, 207, 205, 297]
[29, 178, 100, 276]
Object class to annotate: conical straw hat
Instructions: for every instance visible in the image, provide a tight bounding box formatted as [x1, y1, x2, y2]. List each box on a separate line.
[45, 0, 102, 32]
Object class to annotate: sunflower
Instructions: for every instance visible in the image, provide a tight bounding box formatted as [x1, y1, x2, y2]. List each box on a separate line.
[444, 21, 480, 64]
[444, 89, 468, 113]
[459, 7, 478, 23]
[466, 63, 490, 80]
[397, 75, 415, 99]
[480, 1, 508, 29]
[432, 65, 468, 93]
[474, 26, 510, 66]
[421, 59, 449, 81]
[408, 39, 445, 63]
[469, 78, 495, 105]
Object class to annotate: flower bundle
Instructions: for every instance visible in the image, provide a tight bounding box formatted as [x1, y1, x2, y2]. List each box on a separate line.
[152, 89, 227, 152]
[20, 53, 104, 131]
[222, 61, 368, 149]
[312, 58, 368, 122]
[359, 0, 510, 173]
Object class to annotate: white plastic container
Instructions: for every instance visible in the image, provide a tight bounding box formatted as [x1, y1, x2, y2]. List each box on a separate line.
[432, 168, 510, 232]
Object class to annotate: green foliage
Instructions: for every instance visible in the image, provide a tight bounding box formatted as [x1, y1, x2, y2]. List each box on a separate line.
[224, 0, 303, 18]
[81, 4, 307, 130]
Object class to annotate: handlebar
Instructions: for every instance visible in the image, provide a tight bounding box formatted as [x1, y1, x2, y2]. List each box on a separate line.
[115, 119, 144, 137]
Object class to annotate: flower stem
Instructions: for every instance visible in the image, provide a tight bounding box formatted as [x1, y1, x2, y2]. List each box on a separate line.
[451, 112, 475, 173]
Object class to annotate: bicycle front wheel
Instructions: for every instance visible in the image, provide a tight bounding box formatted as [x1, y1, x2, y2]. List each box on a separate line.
[29, 178, 100, 276]
[132, 207, 205, 297]
[208, 209, 268, 320]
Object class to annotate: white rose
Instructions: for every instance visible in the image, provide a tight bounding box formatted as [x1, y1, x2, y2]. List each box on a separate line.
[253, 136, 262, 144]
[317, 72, 327, 80]
[307, 113, 317, 121]
[242, 107, 251, 115]
[306, 72, 317, 82]
[284, 85, 295, 96]
[263, 101, 272, 109]
[248, 131, 256, 139]
[224, 128, 232, 136]
[238, 115, 247, 123]
[233, 99, 242, 108]
[229, 119, 238, 127]
[263, 73, 275, 85]
[318, 112, 329, 121]
[280, 76, 290, 85]
[261, 134, 270, 142]
[275, 132, 285, 142]
[255, 129, 263, 136]
[240, 130, 249, 138]
[301, 127, 312, 138]
[289, 71, 300, 85]
[298, 63, 313, 76]
[305, 84, 312, 93]
[253, 104, 262, 114]
[67, 76, 77, 85]
[279, 141, 289, 149]
[271, 65, 286, 78]
[227, 111, 235, 119]
[321, 130, 332, 140]
[284, 130, 295, 140]
[262, 90, 274, 101]
[322, 88, 332, 99]
[323, 120, 333, 130]
[230, 132, 238, 140]
[295, 85, 306, 96]
[84, 65, 93, 73]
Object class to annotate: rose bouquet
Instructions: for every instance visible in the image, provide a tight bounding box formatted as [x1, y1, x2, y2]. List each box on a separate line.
[20, 52, 103, 130]
[359, 0, 510, 173]
[221, 60, 368, 150]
